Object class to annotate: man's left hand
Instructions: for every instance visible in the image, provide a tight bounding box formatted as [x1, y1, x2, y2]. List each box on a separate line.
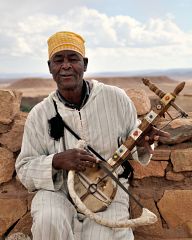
[137, 126, 170, 154]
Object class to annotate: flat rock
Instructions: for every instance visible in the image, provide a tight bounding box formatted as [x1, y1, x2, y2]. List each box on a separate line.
[171, 149, 192, 172]
[170, 142, 192, 150]
[0, 147, 15, 184]
[157, 190, 192, 228]
[152, 145, 171, 161]
[0, 90, 22, 124]
[166, 171, 185, 181]
[8, 212, 32, 238]
[125, 88, 151, 115]
[157, 118, 192, 145]
[0, 123, 11, 134]
[130, 160, 168, 179]
[0, 113, 26, 152]
[0, 198, 27, 236]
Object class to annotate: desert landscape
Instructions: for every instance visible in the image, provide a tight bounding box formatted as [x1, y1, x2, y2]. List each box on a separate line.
[0, 75, 191, 113]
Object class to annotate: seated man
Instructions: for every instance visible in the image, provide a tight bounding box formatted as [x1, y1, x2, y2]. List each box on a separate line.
[15, 31, 169, 240]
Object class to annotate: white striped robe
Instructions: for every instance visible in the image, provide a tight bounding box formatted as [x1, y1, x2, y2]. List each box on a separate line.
[16, 80, 151, 240]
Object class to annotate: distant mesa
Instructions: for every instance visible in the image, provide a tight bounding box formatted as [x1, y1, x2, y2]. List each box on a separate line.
[8, 78, 56, 89]
[88, 75, 177, 85]
[3, 75, 178, 91]
[6, 76, 177, 90]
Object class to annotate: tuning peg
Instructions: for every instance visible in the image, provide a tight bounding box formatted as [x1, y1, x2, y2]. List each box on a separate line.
[173, 82, 185, 96]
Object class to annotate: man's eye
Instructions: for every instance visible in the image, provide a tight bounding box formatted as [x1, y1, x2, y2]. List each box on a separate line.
[54, 59, 63, 63]
[69, 58, 79, 62]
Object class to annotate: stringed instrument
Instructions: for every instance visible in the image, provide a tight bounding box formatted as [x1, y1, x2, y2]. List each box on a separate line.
[67, 78, 188, 228]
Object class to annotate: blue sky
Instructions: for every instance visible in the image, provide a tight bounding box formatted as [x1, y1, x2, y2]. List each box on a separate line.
[85, 0, 191, 31]
[0, 0, 192, 75]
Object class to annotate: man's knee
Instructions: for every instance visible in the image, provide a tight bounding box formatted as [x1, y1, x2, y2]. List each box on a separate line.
[32, 207, 74, 240]
[32, 206, 73, 229]
[31, 191, 76, 239]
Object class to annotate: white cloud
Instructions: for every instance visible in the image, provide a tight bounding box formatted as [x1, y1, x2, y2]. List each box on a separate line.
[0, 6, 192, 73]
[18, 15, 60, 34]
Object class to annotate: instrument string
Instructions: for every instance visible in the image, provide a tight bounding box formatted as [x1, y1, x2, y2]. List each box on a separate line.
[158, 113, 182, 132]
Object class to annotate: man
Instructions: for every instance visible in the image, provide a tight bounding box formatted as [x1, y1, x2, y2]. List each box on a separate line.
[16, 31, 169, 240]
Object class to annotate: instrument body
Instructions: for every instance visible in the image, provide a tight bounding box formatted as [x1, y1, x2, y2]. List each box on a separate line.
[74, 165, 117, 212]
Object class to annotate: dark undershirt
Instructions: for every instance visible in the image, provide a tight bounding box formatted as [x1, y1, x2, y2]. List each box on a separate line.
[56, 80, 90, 110]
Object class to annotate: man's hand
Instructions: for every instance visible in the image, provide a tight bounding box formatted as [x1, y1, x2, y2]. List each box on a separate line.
[52, 148, 99, 172]
[136, 126, 170, 154]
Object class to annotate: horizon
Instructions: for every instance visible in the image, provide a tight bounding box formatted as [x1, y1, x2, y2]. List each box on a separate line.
[0, 67, 192, 82]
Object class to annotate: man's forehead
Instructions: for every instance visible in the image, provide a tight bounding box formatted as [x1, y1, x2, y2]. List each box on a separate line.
[52, 50, 82, 58]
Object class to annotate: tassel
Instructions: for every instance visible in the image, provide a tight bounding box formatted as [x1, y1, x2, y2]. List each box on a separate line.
[48, 113, 64, 141]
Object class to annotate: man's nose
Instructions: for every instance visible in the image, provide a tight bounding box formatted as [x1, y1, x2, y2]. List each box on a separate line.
[61, 60, 71, 69]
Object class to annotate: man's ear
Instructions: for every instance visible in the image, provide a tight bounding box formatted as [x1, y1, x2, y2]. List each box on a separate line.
[83, 58, 88, 72]
[47, 60, 52, 73]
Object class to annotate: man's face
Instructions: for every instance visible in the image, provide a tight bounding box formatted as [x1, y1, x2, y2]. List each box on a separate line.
[48, 50, 88, 92]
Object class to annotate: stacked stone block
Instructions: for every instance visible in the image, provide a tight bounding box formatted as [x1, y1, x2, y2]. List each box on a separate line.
[127, 89, 192, 240]
[0, 89, 31, 240]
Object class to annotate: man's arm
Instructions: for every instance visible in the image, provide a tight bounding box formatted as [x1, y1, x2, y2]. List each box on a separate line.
[15, 110, 64, 192]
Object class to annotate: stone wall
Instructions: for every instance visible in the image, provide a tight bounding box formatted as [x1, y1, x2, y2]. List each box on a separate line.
[126, 89, 192, 240]
[0, 88, 191, 240]
[0, 89, 32, 240]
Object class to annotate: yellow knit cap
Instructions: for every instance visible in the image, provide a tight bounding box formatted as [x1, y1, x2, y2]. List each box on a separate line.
[47, 31, 85, 59]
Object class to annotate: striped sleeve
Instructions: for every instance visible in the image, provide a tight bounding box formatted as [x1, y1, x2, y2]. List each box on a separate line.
[15, 105, 64, 192]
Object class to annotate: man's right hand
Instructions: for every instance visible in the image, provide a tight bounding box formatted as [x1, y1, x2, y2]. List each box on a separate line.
[52, 148, 99, 172]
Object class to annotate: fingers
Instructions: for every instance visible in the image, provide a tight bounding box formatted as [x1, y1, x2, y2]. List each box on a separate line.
[144, 134, 159, 145]
[72, 158, 93, 172]
[152, 127, 171, 138]
[158, 131, 171, 142]
[144, 127, 170, 144]
[158, 130, 171, 138]
[154, 135, 160, 141]
[76, 164, 86, 172]
[80, 160, 96, 168]
[74, 148, 101, 172]
[77, 149, 101, 163]
[75, 158, 99, 172]
[145, 135, 159, 141]
[138, 126, 171, 155]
